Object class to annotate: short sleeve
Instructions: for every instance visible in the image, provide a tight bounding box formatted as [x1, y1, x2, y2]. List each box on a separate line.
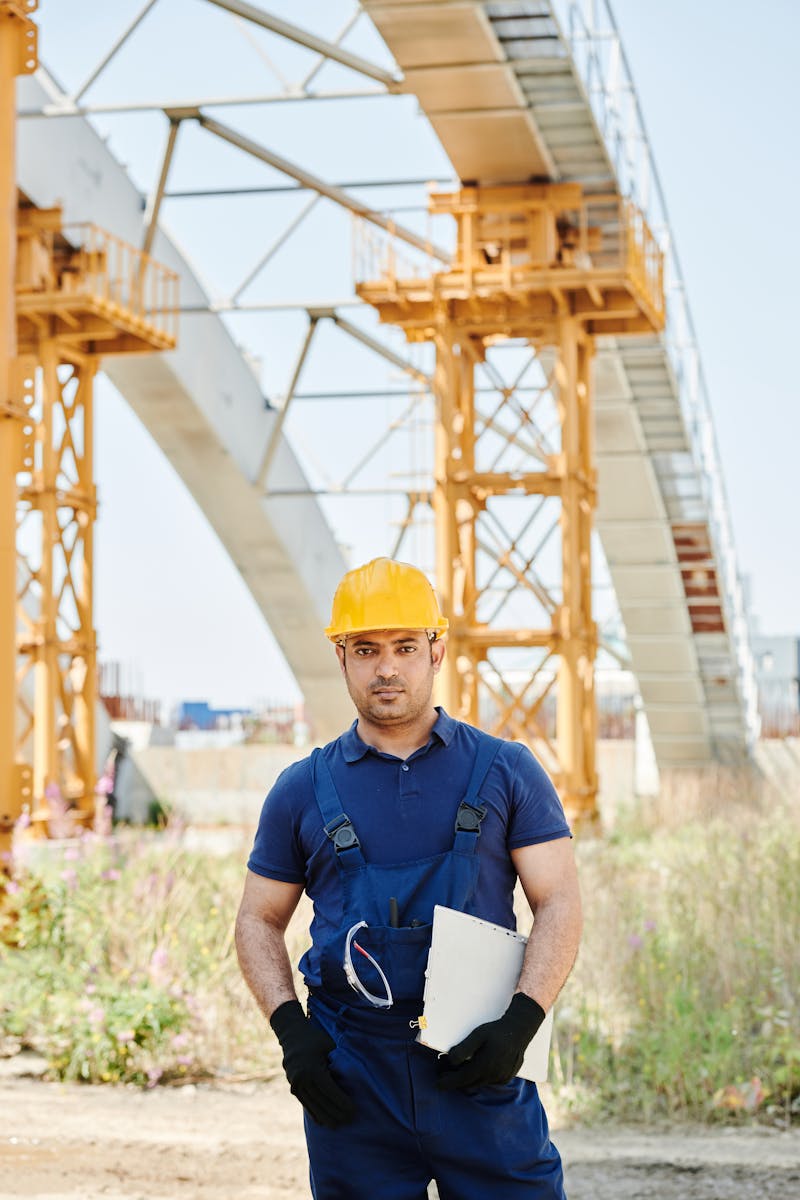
[506, 743, 571, 849]
[247, 763, 307, 883]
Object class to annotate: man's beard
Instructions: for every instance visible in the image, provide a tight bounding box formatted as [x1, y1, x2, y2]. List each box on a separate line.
[345, 673, 433, 725]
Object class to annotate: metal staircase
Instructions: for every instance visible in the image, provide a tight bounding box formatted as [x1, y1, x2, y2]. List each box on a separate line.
[363, 0, 758, 766]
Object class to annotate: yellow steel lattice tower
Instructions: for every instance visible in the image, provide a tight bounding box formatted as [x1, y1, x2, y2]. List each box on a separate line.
[0, 0, 177, 858]
[10, 209, 177, 836]
[357, 183, 665, 825]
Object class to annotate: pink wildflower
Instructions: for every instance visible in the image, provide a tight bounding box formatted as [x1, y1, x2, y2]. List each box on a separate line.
[149, 944, 170, 979]
[47, 790, 74, 839]
[94, 804, 113, 838]
[183, 994, 202, 1017]
[88, 1006, 105, 1027]
[60, 868, 78, 888]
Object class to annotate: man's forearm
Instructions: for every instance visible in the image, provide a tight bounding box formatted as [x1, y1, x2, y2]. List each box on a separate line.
[515, 892, 582, 1012]
[235, 912, 298, 1020]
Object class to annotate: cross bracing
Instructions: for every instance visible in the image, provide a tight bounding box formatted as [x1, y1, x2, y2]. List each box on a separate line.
[16, 0, 757, 779]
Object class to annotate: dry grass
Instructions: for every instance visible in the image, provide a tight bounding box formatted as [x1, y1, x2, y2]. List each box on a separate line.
[1, 765, 797, 1124]
[554, 767, 800, 1123]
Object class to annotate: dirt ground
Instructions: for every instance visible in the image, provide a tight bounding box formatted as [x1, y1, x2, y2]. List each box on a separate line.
[2, 1075, 799, 1199]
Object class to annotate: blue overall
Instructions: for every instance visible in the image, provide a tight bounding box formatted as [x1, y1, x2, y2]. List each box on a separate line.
[304, 737, 566, 1200]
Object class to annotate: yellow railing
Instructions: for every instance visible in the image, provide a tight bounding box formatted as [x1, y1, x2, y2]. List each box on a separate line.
[61, 223, 179, 345]
[354, 190, 665, 329]
[621, 199, 664, 324]
[352, 215, 438, 290]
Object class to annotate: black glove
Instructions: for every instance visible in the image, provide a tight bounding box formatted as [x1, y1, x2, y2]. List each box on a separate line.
[270, 999, 355, 1128]
[437, 992, 546, 1091]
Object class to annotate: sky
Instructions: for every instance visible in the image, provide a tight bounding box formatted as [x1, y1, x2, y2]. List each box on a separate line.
[24, 0, 800, 715]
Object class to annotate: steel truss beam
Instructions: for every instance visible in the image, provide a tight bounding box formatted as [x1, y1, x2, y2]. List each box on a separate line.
[180, 298, 363, 314]
[257, 314, 319, 488]
[204, 0, 400, 89]
[197, 113, 450, 264]
[232, 195, 319, 304]
[258, 308, 432, 496]
[142, 115, 180, 258]
[300, 8, 361, 92]
[163, 177, 452, 199]
[18, 88, 386, 117]
[70, 0, 160, 104]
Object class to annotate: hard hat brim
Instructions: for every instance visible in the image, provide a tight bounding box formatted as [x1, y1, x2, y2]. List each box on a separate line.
[325, 619, 448, 643]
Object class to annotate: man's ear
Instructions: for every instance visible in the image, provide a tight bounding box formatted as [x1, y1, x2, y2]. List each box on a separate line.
[431, 638, 446, 674]
[335, 644, 346, 675]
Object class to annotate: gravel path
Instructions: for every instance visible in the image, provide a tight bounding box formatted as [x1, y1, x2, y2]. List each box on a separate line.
[2, 1077, 798, 1199]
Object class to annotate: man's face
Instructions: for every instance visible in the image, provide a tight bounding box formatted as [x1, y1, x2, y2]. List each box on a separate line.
[336, 629, 445, 727]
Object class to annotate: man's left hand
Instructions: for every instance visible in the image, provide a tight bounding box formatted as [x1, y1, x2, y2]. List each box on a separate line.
[437, 992, 546, 1091]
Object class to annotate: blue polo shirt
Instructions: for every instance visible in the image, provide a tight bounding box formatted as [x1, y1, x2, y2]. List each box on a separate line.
[248, 708, 570, 990]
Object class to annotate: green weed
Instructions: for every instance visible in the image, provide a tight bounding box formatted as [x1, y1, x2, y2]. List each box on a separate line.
[554, 788, 800, 1124]
[0, 832, 283, 1085]
[1, 781, 797, 1124]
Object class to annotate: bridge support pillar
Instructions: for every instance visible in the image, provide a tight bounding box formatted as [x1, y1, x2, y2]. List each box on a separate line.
[0, 1, 37, 861]
[554, 317, 598, 824]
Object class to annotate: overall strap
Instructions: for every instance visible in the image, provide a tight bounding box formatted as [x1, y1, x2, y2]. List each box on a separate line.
[453, 736, 503, 854]
[310, 748, 366, 871]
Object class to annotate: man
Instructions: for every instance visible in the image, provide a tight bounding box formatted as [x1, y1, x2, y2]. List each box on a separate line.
[236, 557, 582, 1199]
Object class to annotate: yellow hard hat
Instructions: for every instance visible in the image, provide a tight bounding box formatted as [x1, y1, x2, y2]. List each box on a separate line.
[325, 557, 449, 643]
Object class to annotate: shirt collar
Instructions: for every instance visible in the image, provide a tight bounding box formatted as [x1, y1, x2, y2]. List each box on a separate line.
[340, 719, 370, 762]
[430, 706, 456, 746]
[340, 707, 455, 763]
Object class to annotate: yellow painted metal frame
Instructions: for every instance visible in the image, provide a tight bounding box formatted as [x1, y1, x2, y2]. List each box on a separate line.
[16, 345, 99, 815]
[1, 0, 38, 854]
[0, 126, 177, 851]
[8, 208, 177, 839]
[357, 182, 664, 825]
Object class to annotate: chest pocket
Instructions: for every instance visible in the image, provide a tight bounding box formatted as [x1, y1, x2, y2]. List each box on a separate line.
[309, 737, 502, 1008]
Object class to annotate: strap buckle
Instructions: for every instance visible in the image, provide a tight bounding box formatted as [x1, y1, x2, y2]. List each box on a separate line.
[454, 800, 487, 834]
[324, 812, 360, 853]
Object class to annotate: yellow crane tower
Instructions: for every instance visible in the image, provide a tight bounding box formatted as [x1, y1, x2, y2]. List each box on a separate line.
[1, 2, 177, 861]
[1, 0, 38, 852]
[358, 184, 665, 826]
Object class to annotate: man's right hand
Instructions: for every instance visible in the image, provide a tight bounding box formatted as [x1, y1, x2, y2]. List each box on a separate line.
[269, 999, 356, 1128]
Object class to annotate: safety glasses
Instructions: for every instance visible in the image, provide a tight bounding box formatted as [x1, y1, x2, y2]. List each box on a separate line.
[343, 920, 394, 1009]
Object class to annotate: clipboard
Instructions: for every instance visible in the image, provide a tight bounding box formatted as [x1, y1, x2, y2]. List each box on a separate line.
[416, 904, 554, 1082]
